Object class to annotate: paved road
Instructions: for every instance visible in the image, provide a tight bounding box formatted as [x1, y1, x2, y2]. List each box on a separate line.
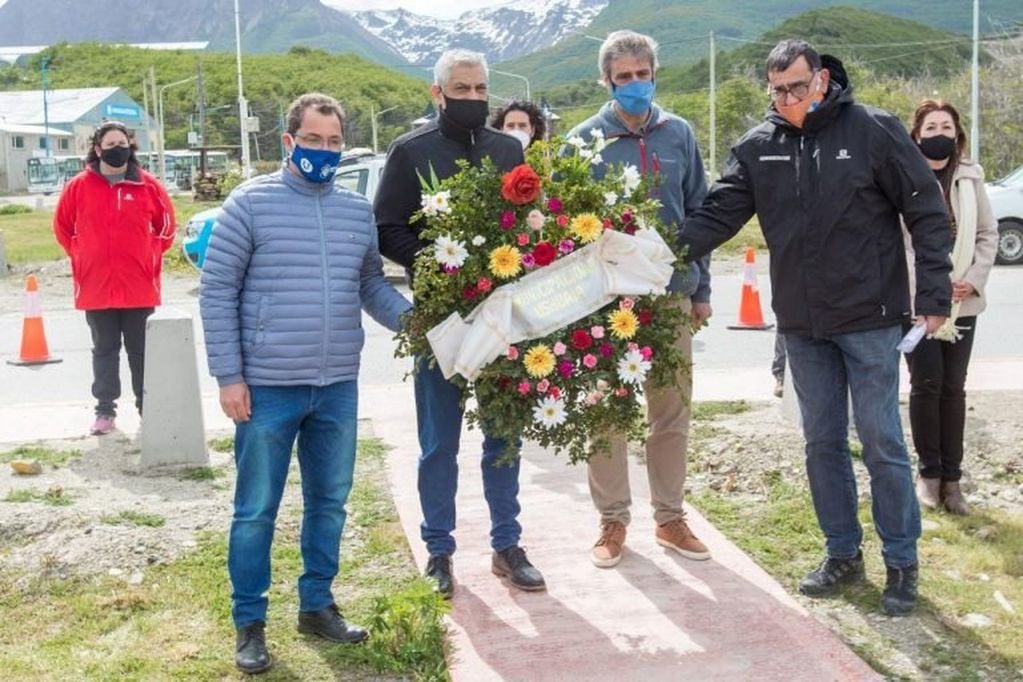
[1, 262, 1021, 444]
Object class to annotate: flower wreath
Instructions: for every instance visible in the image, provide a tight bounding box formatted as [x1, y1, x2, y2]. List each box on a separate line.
[396, 133, 690, 464]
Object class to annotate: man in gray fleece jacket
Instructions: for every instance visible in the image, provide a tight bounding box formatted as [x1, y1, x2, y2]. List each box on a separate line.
[569, 30, 712, 570]
[200, 93, 410, 675]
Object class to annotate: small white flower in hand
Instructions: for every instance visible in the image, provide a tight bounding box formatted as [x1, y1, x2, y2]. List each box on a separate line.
[617, 349, 651, 384]
[621, 165, 641, 194]
[433, 234, 468, 268]
[533, 396, 567, 427]
[471, 235, 487, 246]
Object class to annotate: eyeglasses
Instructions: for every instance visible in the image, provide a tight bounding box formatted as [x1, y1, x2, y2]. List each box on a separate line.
[768, 73, 818, 102]
[294, 133, 344, 152]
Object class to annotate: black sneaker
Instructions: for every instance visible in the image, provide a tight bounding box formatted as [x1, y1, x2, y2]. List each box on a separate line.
[235, 622, 272, 674]
[881, 564, 918, 616]
[798, 551, 865, 597]
[425, 554, 454, 599]
[492, 546, 547, 592]
[297, 604, 368, 644]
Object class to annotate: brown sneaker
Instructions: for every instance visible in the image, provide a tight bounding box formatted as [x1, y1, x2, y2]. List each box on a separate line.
[916, 476, 941, 510]
[656, 518, 711, 561]
[941, 480, 970, 515]
[591, 520, 626, 568]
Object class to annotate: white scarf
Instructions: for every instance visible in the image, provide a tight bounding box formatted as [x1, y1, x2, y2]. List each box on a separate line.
[932, 173, 976, 342]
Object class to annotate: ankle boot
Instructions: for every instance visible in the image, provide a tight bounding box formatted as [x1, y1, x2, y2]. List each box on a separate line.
[915, 476, 941, 510]
[942, 480, 969, 515]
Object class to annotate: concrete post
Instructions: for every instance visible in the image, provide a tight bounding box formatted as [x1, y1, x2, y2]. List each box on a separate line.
[140, 310, 209, 469]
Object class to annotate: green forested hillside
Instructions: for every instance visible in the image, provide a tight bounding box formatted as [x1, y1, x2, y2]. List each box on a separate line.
[501, 0, 1020, 89]
[0, 44, 433, 161]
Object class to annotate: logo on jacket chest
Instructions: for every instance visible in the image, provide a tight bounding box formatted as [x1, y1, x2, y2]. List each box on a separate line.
[124, 192, 135, 201]
[835, 149, 852, 160]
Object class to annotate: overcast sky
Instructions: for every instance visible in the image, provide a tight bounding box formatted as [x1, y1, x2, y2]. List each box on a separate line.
[332, 0, 499, 19]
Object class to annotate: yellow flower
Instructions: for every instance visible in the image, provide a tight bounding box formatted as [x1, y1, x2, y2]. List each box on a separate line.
[489, 244, 522, 279]
[523, 344, 556, 378]
[608, 308, 639, 340]
[569, 213, 603, 243]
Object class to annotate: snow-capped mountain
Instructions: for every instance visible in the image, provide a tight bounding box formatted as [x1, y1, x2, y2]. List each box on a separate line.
[337, 0, 608, 66]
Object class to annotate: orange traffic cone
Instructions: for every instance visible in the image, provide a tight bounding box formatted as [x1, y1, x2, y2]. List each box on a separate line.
[727, 247, 774, 331]
[7, 274, 62, 366]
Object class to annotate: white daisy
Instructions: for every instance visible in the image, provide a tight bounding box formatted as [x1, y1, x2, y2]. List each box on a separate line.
[421, 190, 452, 217]
[590, 153, 603, 165]
[603, 191, 618, 207]
[471, 235, 487, 247]
[433, 234, 469, 268]
[566, 135, 586, 149]
[532, 396, 567, 427]
[617, 349, 651, 384]
[621, 165, 642, 194]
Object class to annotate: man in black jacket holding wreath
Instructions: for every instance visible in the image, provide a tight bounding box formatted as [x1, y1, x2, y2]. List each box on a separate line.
[374, 48, 545, 599]
[679, 40, 951, 617]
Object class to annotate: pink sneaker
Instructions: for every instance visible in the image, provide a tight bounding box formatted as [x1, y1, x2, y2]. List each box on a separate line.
[90, 415, 116, 435]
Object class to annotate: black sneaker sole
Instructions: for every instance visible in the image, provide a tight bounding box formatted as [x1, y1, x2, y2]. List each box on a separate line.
[236, 655, 273, 675]
[798, 573, 865, 598]
[296, 624, 369, 644]
[881, 597, 916, 616]
[491, 566, 547, 592]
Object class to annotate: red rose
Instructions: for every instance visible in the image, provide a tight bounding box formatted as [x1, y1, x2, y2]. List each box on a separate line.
[477, 277, 493, 293]
[501, 164, 542, 205]
[571, 329, 593, 350]
[532, 241, 557, 267]
[462, 284, 479, 301]
[637, 309, 653, 325]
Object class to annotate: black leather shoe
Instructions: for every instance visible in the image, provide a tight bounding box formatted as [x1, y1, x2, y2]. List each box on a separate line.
[297, 604, 368, 644]
[425, 554, 454, 599]
[798, 551, 864, 597]
[235, 622, 272, 674]
[492, 546, 546, 592]
[881, 564, 918, 616]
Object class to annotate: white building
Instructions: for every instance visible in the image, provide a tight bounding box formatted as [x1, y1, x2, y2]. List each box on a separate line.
[0, 122, 73, 192]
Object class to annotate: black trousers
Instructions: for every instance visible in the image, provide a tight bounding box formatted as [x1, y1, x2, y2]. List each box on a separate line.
[84, 308, 154, 417]
[904, 316, 977, 482]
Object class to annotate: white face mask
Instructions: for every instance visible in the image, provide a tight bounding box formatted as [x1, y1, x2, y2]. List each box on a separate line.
[506, 129, 531, 150]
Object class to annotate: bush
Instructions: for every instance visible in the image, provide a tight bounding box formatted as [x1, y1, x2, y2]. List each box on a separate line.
[0, 204, 32, 215]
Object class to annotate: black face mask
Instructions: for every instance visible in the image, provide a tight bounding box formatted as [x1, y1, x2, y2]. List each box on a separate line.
[100, 145, 132, 168]
[441, 96, 489, 131]
[917, 135, 956, 161]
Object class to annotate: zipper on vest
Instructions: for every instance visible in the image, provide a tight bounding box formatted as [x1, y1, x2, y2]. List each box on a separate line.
[638, 137, 648, 174]
[315, 192, 330, 384]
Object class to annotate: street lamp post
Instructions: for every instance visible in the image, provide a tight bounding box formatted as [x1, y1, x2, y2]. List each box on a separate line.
[490, 68, 530, 101]
[234, 0, 251, 178]
[40, 57, 51, 158]
[157, 75, 198, 185]
[370, 104, 398, 154]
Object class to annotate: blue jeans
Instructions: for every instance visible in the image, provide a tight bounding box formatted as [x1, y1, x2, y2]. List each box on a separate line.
[414, 358, 521, 556]
[786, 326, 920, 569]
[228, 381, 358, 628]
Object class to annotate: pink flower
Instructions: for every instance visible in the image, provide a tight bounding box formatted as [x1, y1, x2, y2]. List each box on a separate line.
[517, 380, 531, 395]
[500, 210, 516, 230]
[553, 341, 567, 356]
[640, 346, 653, 360]
[517, 233, 530, 247]
[526, 209, 546, 231]
[599, 342, 614, 358]
[536, 379, 550, 394]
[507, 345, 519, 360]
[556, 214, 569, 228]
[549, 386, 562, 399]
[615, 387, 629, 397]
[547, 197, 563, 213]
[619, 297, 635, 310]
[596, 379, 610, 391]
[558, 360, 574, 379]
[582, 353, 598, 369]
[558, 238, 575, 254]
[584, 390, 603, 406]
[477, 277, 493, 293]
[627, 342, 639, 351]
[521, 252, 536, 269]
[442, 264, 459, 274]
[591, 325, 605, 339]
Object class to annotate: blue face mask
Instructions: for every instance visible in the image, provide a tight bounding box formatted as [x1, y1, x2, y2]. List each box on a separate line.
[612, 79, 656, 116]
[290, 143, 342, 183]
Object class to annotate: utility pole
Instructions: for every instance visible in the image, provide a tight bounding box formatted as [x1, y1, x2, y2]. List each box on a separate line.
[141, 71, 152, 154]
[969, 0, 980, 161]
[234, 0, 251, 177]
[708, 31, 716, 177]
[40, 57, 51, 158]
[197, 59, 206, 150]
[371, 104, 398, 154]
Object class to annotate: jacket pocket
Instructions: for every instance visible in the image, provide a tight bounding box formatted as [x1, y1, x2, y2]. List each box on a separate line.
[253, 295, 269, 351]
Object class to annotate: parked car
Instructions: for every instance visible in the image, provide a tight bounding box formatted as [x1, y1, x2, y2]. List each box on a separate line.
[986, 163, 1023, 265]
[181, 153, 387, 270]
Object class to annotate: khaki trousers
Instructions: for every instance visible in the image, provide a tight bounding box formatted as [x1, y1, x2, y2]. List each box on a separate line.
[588, 296, 693, 526]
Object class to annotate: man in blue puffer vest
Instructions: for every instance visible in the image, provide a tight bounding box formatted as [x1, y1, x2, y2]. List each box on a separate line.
[200, 93, 411, 675]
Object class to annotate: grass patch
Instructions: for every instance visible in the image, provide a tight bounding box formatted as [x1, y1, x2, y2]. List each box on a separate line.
[0, 203, 32, 215]
[176, 467, 224, 482]
[691, 478, 1023, 677]
[3, 486, 74, 507]
[358, 437, 392, 462]
[206, 436, 234, 452]
[0, 444, 82, 468]
[0, 210, 62, 263]
[691, 400, 752, 421]
[100, 510, 166, 528]
[0, 436, 450, 680]
[711, 218, 767, 257]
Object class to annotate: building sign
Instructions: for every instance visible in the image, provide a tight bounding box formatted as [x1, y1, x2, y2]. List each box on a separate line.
[105, 103, 141, 119]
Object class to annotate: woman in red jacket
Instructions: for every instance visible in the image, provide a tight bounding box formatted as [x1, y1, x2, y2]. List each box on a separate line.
[53, 121, 176, 435]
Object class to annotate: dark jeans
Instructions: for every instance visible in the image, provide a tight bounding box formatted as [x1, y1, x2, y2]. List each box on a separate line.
[786, 326, 920, 569]
[85, 307, 154, 417]
[772, 332, 787, 380]
[229, 381, 358, 628]
[414, 358, 522, 556]
[904, 317, 977, 482]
